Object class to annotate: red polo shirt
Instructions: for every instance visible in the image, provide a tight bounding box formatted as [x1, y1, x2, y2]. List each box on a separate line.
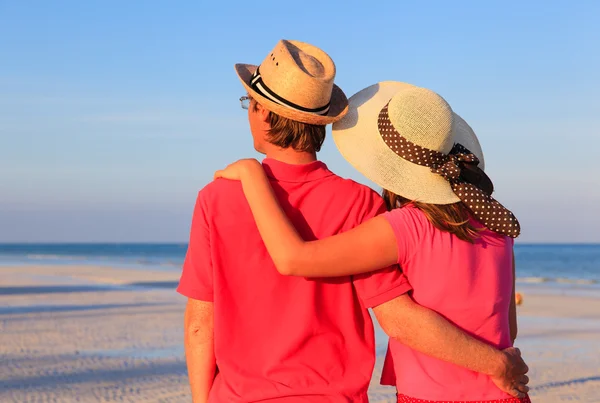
[177, 158, 411, 402]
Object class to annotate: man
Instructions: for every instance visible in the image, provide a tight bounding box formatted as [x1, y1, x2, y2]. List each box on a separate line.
[177, 40, 528, 402]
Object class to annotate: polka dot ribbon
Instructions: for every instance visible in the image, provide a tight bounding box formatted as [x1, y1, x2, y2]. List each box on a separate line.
[378, 103, 521, 238]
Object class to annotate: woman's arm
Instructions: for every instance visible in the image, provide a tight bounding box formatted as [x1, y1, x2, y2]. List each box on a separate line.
[509, 250, 518, 343]
[214, 159, 398, 277]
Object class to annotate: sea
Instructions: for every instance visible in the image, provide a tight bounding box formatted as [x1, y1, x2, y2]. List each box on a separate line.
[1, 243, 599, 290]
[2, 243, 598, 356]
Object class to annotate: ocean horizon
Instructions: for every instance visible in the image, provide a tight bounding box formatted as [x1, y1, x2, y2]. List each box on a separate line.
[1, 243, 599, 288]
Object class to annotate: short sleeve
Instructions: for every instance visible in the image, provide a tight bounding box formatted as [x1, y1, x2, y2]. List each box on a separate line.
[353, 265, 412, 308]
[382, 206, 422, 271]
[177, 191, 214, 301]
[352, 197, 412, 309]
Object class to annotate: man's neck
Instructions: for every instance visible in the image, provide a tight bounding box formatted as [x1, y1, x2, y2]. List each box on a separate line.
[264, 147, 317, 165]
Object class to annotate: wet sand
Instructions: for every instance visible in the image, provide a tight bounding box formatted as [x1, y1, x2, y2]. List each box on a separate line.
[1, 265, 599, 402]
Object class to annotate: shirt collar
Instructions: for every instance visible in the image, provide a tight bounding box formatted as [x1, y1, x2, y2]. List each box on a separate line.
[262, 158, 334, 183]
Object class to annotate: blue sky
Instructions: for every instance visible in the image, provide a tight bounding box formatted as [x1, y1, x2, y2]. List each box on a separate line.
[1, 0, 599, 242]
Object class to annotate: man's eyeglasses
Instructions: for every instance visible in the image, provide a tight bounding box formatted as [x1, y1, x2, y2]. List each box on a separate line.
[240, 96, 251, 110]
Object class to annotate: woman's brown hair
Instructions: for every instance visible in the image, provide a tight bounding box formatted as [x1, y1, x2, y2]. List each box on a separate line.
[382, 189, 483, 243]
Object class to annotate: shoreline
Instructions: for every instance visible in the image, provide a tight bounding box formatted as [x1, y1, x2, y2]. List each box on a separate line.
[1, 264, 599, 402]
[3, 261, 598, 290]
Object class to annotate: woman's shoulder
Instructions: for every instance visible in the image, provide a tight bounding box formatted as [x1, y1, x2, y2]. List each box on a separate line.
[384, 204, 426, 224]
[383, 205, 429, 240]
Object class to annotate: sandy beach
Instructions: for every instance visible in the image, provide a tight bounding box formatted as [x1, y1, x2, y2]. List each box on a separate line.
[1, 265, 599, 402]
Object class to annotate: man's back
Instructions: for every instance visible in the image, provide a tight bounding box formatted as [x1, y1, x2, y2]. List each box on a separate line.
[178, 158, 410, 402]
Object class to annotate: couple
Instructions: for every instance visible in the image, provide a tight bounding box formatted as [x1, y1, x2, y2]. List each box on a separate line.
[177, 40, 530, 403]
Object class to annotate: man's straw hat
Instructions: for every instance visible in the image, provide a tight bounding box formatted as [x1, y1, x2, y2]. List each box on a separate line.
[235, 40, 348, 125]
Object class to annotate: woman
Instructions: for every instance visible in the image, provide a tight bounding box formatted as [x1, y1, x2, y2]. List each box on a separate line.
[214, 82, 528, 402]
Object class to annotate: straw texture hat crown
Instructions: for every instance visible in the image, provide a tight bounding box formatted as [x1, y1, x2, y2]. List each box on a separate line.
[332, 82, 484, 204]
[235, 40, 348, 125]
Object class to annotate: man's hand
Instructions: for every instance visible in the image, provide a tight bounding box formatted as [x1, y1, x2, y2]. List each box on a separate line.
[490, 347, 530, 398]
[374, 294, 531, 399]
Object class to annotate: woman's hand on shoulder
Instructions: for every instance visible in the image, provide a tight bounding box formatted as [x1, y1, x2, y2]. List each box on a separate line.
[214, 158, 261, 181]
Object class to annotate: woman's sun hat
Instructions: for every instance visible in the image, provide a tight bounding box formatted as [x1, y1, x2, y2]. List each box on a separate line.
[235, 40, 348, 125]
[332, 81, 520, 237]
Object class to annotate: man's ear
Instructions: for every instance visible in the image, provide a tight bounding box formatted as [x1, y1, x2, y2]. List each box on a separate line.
[256, 103, 271, 123]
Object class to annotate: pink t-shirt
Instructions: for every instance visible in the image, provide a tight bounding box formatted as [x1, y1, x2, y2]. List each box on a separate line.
[381, 205, 515, 401]
[178, 159, 412, 402]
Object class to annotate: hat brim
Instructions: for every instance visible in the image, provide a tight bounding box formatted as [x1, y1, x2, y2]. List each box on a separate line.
[235, 64, 348, 125]
[332, 81, 485, 205]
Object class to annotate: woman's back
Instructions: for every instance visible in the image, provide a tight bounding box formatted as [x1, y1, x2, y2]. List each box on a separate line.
[381, 205, 515, 401]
